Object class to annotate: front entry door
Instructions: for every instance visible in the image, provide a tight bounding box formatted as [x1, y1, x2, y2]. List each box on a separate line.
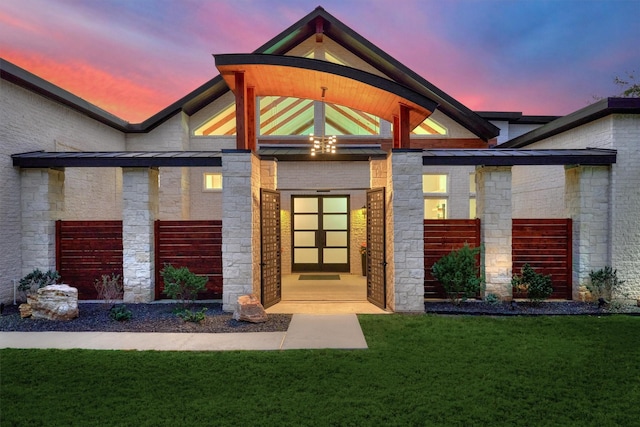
[292, 195, 350, 272]
[366, 188, 386, 309]
[260, 189, 281, 309]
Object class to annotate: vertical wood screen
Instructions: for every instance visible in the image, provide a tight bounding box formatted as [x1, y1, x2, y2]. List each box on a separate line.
[512, 219, 572, 300]
[56, 220, 123, 300]
[154, 220, 223, 300]
[423, 219, 481, 299]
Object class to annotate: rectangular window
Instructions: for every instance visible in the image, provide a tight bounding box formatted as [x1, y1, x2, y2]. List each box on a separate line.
[423, 174, 448, 219]
[423, 174, 447, 193]
[203, 172, 222, 191]
[469, 173, 476, 219]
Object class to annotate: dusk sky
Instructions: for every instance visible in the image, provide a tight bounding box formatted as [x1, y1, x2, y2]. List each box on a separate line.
[1, 0, 638, 123]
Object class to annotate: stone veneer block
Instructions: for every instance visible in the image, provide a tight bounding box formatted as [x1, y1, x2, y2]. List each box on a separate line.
[122, 168, 158, 303]
[477, 166, 513, 299]
[390, 151, 424, 312]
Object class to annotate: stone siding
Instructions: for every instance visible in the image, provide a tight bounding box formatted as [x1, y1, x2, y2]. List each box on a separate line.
[1, 80, 125, 302]
[122, 168, 158, 303]
[221, 151, 256, 311]
[389, 151, 424, 312]
[477, 166, 513, 299]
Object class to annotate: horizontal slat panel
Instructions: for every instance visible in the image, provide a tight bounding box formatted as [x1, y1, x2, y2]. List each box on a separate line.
[155, 220, 224, 300]
[57, 220, 123, 300]
[512, 219, 572, 299]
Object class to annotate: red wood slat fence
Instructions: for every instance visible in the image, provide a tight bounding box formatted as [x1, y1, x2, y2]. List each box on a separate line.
[56, 220, 123, 300]
[512, 218, 572, 300]
[154, 220, 223, 300]
[424, 219, 481, 299]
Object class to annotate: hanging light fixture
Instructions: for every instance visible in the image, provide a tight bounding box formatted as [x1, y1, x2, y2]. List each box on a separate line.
[310, 87, 337, 156]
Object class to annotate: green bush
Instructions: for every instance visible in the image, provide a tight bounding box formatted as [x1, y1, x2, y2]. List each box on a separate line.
[160, 264, 207, 308]
[484, 293, 502, 306]
[175, 307, 208, 323]
[587, 266, 625, 303]
[18, 269, 60, 296]
[431, 243, 483, 305]
[109, 304, 132, 321]
[512, 264, 553, 304]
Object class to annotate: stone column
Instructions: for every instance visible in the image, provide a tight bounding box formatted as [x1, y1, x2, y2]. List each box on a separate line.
[222, 150, 258, 311]
[21, 168, 65, 276]
[122, 168, 158, 303]
[476, 166, 513, 299]
[390, 150, 424, 312]
[565, 165, 611, 298]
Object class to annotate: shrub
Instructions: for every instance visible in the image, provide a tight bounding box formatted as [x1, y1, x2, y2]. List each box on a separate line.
[109, 304, 132, 321]
[160, 264, 207, 308]
[18, 269, 60, 297]
[587, 266, 625, 303]
[175, 307, 208, 323]
[431, 243, 483, 305]
[484, 293, 502, 306]
[512, 264, 553, 304]
[94, 273, 123, 307]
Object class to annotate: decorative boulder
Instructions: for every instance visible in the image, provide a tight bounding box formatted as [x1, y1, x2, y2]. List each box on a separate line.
[19, 303, 32, 318]
[27, 284, 79, 321]
[232, 294, 267, 323]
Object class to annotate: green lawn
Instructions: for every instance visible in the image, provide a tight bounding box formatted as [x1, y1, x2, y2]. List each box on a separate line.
[2, 315, 639, 426]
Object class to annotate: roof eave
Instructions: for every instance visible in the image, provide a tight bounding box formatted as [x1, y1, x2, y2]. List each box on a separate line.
[1, 58, 130, 132]
[501, 98, 640, 148]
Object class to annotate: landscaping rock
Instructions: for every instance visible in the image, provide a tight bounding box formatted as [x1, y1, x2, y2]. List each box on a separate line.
[19, 303, 32, 318]
[28, 284, 79, 321]
[232, 294, 267, 323]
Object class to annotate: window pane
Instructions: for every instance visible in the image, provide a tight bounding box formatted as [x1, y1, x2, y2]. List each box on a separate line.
[323, 197, 347, 213]
[323, 248, 348, 264]
[294, 214, 318, 230]
[204, 173, 222, 190]
[470, 173, 476, 194]
[323, 214, 347, 230]
[293, 197, 318, 213]
[424, 198, 447, 219]
[469, 198, 476, 219]
[295, 248, 318, 263]
[326, 231, 347, 247]
[294, 231, 316, 247]
[423, 175, 447, 193]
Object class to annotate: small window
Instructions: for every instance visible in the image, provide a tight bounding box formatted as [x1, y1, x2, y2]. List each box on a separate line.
[469, 173, 476, 218]
[203, 172, 222, 191]
[424, 199, 447, 219]
[423, 174, 447, 193]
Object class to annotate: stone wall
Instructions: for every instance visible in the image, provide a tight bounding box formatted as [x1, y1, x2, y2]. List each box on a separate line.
[389, 150, 424, 312]
[122, 168, 158, 303]
[1, 80, 125, 302]
[221, 151, 256, 311]
[477, 166, 513, 299]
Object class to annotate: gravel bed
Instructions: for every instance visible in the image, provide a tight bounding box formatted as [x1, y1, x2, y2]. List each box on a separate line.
[425, 300, 640, 316]
[0, 302, 291, 333]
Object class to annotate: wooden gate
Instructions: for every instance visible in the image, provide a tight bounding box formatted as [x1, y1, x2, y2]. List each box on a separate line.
[56, 220, 123, 300]
[260, 189, 281, 309]
[512, 219, 572, 300]
[423, 219, 481, 299]
[366, 188, 386, 309]
[154, 220, 222, 300]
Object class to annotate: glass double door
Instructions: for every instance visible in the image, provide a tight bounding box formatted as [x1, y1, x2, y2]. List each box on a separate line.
[292, 196, 350, 272]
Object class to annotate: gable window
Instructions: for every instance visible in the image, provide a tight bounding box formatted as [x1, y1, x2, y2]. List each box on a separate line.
[423, 174, 447, 219]
[203, 172, 222, 191]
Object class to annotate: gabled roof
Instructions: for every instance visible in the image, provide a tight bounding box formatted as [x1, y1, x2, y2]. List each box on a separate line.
[2, 7, 500, 140]
[501, 98, 640, 148]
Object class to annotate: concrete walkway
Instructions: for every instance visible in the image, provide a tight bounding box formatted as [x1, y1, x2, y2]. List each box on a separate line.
[0, 314, 368, 352]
